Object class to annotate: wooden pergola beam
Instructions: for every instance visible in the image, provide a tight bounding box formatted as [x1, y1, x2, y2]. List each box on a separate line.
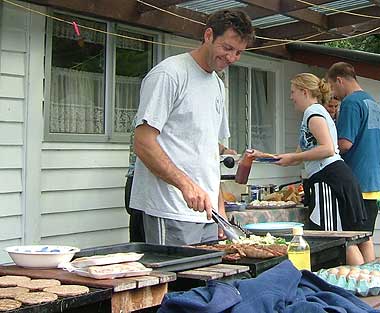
[369, 0, 380, 6]
[136, 0, 188, 13]
[327, 6, 380, 29]
[240, 0, 333, 13]
[259, 6, 380, 40]
[240, 0, 328, 32]
[23, 0, 206, 40]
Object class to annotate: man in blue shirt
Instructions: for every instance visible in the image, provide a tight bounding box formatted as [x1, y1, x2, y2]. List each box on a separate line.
[327, 62, 380, 265]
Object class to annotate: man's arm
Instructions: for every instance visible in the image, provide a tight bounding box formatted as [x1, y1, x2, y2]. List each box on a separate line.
[219, 143, 237, 155]
[217, 189, 227, 239]
[338, 138, 353, 154]
[134, 122, 213, 219]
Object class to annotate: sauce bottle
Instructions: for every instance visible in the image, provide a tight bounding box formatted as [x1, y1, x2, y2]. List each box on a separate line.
[287, 226, 311, 271]
[235, 149, 255, 184]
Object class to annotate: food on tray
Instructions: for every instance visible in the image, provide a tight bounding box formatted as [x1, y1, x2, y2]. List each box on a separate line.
[43, 285, 89, 297]
[222, 191, 236, 202]
[240, 244, 287, 258]
[261, 153, 276, 158]
[197, 233, 287, 261]
[88, 261, 148, 276]
[0, 299, 22, 311]
[0, 275, 31, 287]
[249, 200, 297, 208]
[62, 258, 152, 280]
[263, 193, 283, 201]
[222, 253, 242, 262]
[71, 252, 144, 268]
[18, 279, 61, 291]
[14, 291, 58, 305]
[0, 287, 29, 299]
[263, 190, 301, 203]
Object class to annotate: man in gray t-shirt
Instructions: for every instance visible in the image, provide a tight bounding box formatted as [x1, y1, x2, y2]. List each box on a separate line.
[130, 10, 254, 245]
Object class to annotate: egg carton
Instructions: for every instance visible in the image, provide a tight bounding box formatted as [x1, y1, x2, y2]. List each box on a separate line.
[316, 266, 380, 297]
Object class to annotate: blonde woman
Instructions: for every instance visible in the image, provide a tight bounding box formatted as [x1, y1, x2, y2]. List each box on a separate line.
[275, 73, 367, 265]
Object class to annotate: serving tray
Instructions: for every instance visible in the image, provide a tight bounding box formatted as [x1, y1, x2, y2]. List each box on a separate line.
[246, 201, 296, 210]
[75, 243, 224, 272]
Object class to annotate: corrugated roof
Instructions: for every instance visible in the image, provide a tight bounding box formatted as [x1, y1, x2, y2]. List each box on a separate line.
[252, 14, 297, 29]
[177, 0, 247, 14]
[309, 0, 373, 15]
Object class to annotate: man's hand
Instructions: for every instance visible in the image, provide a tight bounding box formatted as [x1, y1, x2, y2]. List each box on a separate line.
[180, 180, 213, 220]
[223, 147, 237, 155]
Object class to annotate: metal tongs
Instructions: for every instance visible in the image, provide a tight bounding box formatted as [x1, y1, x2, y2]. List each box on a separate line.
[211, 210, 248, 240]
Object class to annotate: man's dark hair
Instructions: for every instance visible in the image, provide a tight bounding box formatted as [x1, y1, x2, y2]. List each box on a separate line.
[205, 10, 255, 44]
[326, 62, 357, 81]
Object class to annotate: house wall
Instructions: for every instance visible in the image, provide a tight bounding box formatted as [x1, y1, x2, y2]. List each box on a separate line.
[0, 2, 379, 264]
[39, 142, 130, 248]
[0, 2, 28, 261]
[0, 2, 130, 263]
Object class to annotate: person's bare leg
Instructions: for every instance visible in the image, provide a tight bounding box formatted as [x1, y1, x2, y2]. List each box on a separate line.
[358, 238, 376, 263]
[346, 244, 364, 265]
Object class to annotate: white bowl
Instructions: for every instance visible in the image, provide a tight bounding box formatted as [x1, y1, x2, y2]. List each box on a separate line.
[5, 245, 80, 268]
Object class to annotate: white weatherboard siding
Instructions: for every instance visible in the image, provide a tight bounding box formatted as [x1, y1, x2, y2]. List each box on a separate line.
[40, 143, 130, 249]
[0, 2, 132, 263]
[0, 2, 28, 262]
[27, 3, 130, 255]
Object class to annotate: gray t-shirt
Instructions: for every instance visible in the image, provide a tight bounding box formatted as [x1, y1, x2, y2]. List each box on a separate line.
[300, 103, 341, 177]
[130, 53, 230, 223]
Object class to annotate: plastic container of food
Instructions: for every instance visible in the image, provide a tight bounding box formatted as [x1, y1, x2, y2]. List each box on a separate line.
[62, 261, 152, 280]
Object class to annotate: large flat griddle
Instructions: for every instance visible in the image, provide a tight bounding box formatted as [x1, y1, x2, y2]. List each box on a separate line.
[75, 243, 224, 272]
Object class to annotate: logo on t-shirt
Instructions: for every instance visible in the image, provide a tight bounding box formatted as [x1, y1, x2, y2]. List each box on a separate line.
[300, 124, 317, 150]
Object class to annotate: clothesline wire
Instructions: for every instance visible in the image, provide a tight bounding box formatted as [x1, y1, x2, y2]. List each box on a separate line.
[3, 0, 380, 52]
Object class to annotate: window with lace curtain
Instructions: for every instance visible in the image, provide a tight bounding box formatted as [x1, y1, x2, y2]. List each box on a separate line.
[44, 13, 155, 142]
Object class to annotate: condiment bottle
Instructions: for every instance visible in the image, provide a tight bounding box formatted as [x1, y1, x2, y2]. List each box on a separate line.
[287, 226, 311, 271]
[235, 149, 255, 184]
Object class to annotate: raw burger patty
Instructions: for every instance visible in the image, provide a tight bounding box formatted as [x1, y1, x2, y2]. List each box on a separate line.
[14, 291, 58, 305]
[0, 276, 31, 287]
[0, 287, 29, 299]
[44, 285, 90, 297]
[18, 279, 61, 291]
[0, 299, 22, 311]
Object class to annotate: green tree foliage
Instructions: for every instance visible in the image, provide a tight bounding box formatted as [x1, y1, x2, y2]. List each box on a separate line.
[325, 35, 380, 53]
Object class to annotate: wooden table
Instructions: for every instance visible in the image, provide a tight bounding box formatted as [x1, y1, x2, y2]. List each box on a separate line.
[169, 263, 250, 292]
[303, 230, 371, 238]
[361, 295, 380, 308]
[0, 266, 176, 313]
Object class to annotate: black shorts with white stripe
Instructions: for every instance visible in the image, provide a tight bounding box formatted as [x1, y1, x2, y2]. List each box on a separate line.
[309, 181, 342, 231]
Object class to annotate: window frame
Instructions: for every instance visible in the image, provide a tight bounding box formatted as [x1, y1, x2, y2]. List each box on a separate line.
[43, 10, 162, 143]
[225, 53, 285, 153]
